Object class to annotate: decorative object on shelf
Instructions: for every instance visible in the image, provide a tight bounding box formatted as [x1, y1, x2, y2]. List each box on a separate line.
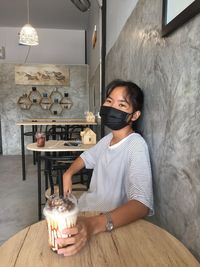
[28, 87, 42, 104]
[60, 93, 73, 110]
[19, 0, 39, 46]
[40, 93, 52, 110]
[15, 64, 70, 85]
[17, 87, 73, 114]
[80, 128, 96, 145]
[50, 88, 63, 104]
[50, 97, 63, 115]
[17, 94, 32, 110]
[85, 111, 95, 122]
[50, 104, 63, 116]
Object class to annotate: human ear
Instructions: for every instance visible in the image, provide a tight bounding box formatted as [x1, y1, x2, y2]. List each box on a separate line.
[131, 111, 141, 122]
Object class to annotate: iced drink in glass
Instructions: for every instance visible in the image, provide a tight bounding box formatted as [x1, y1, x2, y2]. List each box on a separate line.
[43, 194, 79, 252]
[35, 132, 46, 147]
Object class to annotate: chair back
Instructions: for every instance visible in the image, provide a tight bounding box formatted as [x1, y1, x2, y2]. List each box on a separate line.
[68, 125, 84, 140]
[46, 125, 68, 140]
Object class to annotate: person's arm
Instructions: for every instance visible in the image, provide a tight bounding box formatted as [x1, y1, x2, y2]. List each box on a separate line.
[84, 199, 149, 235]
[63, 156, 85, 194]
[56, 199, 149, 256]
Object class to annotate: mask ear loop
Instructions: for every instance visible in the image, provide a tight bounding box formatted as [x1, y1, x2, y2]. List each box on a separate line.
[125, 111, 135, 123]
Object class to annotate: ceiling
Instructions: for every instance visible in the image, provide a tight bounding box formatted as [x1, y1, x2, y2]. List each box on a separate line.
[0, 0, 90, 30]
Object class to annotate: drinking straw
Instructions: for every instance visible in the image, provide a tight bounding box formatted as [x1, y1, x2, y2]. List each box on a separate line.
[58, 171, 64, 198]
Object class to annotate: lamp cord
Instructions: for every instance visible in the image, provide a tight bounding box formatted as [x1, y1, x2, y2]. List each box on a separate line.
[27, 0, 29, 23]
[24, 46, 31, 63]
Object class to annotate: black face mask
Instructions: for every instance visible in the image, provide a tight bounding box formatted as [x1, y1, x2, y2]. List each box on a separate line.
[100, 106, 133, 130]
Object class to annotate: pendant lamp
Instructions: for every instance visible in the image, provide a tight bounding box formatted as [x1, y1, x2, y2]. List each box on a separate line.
[19, 0, 39, 46]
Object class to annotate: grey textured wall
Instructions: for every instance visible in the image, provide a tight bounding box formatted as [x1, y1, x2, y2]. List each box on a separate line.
[0, 64, 89, 155]
[106, 0, 200, 260]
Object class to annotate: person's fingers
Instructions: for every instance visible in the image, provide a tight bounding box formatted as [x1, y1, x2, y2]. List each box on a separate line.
[56, 225, 81, 246]
[63, 239, 87, 256]
[56, 235, 76, 247]
[62, 226, 79, 235]
[56, 222, 88, 256]
[63, 188, 71, 197]
[57, 235, 87, 256]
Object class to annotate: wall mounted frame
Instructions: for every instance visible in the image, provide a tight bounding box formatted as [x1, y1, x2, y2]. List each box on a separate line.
[162, 0, 200, 37]
[15, 64, 70, 86]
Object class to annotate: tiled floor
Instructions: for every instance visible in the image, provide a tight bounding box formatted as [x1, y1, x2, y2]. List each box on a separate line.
[0, 155, 39, 245]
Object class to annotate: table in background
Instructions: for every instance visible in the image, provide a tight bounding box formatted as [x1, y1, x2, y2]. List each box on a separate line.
[27, 140, 94, 220]
[17, 119, 97, 181]
[0, 213, 199, 267]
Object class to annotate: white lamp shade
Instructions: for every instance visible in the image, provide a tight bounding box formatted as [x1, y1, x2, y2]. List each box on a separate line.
[19, 24, 39, 46]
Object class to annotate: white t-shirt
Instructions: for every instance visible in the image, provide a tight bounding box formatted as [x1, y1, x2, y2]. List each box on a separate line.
[78, 132, 154, 215]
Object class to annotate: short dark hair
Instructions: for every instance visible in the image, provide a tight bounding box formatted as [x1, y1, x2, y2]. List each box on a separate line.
[106, 79, 144, 112]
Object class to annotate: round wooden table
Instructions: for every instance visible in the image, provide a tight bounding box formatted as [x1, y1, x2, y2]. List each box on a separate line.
[0, 213, 199, 267]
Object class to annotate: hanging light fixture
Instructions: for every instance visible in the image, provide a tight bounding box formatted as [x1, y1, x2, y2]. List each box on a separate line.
[19, 0, 39, 46]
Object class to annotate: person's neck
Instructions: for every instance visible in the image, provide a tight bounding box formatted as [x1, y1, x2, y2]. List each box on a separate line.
[111, 127, 134, 145]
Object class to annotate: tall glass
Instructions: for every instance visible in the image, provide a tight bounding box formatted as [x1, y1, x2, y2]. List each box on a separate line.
[35, 132, 46, 147]
[43, 194, 79, 252]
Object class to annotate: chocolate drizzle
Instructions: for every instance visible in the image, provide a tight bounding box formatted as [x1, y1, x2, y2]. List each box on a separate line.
[47, 195, 75, 212]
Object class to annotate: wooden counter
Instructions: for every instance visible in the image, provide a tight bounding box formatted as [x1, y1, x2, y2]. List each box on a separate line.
[17, 118, 97, 126]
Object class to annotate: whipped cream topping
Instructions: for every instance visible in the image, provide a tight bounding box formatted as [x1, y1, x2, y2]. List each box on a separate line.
[43, 194, 78, 217]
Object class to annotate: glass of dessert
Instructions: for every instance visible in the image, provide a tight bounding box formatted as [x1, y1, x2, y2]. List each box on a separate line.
[35, 132, 46, 147]
[43, 193, 79, 252]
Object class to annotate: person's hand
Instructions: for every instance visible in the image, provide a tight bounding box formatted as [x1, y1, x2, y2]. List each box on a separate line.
[56, 217, 92, 256]
[63, 171, 72, 195]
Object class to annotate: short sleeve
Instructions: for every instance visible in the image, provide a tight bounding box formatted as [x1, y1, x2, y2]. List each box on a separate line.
[80, 134, 111, 169]
[126, 138, 154, 216]
[80, 145, 98, 169]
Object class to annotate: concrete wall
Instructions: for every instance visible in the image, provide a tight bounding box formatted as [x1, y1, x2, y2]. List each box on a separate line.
[0, 26, 90, 155]
[105, 0, 200, 260]
[87, 0, 139, 120]
[0, 64, 89, 155]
